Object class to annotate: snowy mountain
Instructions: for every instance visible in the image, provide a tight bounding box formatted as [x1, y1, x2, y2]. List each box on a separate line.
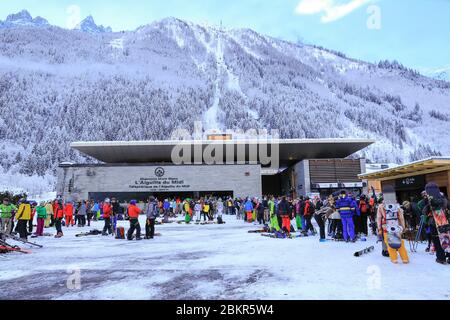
[0, 13, 449, 181]
[422, 67, 450, 82]
[74, 15, 112, 33]
[0, 10, 49, 28]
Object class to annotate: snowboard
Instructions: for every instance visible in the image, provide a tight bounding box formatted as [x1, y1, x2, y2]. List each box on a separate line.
[426, 183, 450, 253]
[75, 229, 103, 237]
[354, 246, 375, 257]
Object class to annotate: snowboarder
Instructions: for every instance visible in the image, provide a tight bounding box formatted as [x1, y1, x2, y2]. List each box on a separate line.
[127, 200, 142, 240]
[423, 182, 450, 264]
[377, 190, 409, 264]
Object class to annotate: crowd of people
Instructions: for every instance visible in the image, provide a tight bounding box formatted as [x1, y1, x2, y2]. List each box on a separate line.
[0, 183, 449, 264]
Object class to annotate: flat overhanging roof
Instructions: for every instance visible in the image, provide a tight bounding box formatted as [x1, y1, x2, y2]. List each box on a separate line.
[70, 138, 374, 167]
[359, 157, 450, 181]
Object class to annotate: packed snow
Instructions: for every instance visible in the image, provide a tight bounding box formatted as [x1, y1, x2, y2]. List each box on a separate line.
[0, 215, 448, 300]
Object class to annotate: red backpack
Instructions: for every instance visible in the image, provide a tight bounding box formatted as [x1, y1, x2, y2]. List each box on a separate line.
[360, 201, 368, 214]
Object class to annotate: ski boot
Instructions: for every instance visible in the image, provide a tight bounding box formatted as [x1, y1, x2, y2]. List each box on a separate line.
[382, 250, 390, 257]
[436, 259, 447, 265]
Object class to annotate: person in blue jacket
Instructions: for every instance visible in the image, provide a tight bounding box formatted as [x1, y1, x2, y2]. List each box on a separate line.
[335, 190, 358, 242]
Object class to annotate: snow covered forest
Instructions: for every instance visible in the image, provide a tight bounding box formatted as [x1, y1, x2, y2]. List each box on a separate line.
[0, 11, 449, 190]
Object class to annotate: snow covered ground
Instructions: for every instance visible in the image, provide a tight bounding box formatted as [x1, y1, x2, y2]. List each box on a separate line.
[0, 215, 448, 300]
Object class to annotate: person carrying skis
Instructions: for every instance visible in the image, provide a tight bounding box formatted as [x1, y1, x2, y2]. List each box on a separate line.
[54, 200, 64, 238]
[102, 198, 113, 236]
[127, 200, 142, 240]
[15, 198, 31, 240]
[422, 183, 450, 265]
[145, 197, 158, 239]
[377, 195, 409, 264]
[335, 190, 357, 242]
[0, 197, 17, 235]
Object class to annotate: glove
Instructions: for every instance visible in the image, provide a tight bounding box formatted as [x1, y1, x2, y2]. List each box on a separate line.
[377, 234, 383, 242]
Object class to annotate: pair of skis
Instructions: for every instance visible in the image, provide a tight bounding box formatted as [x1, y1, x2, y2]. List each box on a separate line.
[0, 232, 43, 248]
[0, 239, 32, 254]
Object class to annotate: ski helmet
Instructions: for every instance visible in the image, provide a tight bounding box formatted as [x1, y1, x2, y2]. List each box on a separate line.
[130, 200, 137, 205]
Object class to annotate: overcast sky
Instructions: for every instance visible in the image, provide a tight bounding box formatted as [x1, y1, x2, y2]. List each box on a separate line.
[1, 0, 449, 72]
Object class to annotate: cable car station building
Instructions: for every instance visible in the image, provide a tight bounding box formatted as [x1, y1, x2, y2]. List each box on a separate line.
[56, 138, 374, 202]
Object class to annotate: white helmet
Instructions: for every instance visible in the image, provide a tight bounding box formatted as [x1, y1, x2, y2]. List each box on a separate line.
[105, 198, 111, 203]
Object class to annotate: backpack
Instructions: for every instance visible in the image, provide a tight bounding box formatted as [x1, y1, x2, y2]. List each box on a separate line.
[115, 226, 125, 239]
[360, 201, 368, 214]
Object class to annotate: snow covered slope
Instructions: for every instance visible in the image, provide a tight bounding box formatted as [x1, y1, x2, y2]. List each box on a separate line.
[0, 11, 449, 180]
[0, 215, 448, 300]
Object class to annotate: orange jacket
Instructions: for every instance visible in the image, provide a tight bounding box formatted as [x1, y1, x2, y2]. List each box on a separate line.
[103, 204, 112, 219]
[127, 204, 141, 219]
[54, 204, 64, 219]
[64, 203, 74, 217]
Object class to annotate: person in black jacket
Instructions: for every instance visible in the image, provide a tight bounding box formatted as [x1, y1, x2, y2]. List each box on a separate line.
[277, 197, 291, 235]
[256, 199, 265, 225]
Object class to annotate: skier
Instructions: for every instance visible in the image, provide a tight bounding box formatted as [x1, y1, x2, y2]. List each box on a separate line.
[0, 197, 17, 235]
[77, 200, 87, 227]
[127, 200, 142, 240]
[34, 202, 47, 237]
[303, 197, 316, 236]
[64, 201, 74, 228]
[145, 197, 158, 239]
[15, 198, 31, 240]
[277, 196, 291, 235]
[358, 195, 370, 237]
[314, 201, 334, 241]
[102, 198, 113, 236]
[54, 200, 64, 238]
[216, 198, 224, 224]
[29, 202, 36, 234]
[244, 198, 254, 223]
[194, 201, 202, 222]
[377, 193, 409, 264]
[202, 200, 210, 222]
[335, 190, 357, 242]
[44, 201, 53, 228]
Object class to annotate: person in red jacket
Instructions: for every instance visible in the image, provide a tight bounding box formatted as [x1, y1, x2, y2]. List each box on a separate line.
[54, 200, 64, 238]
[127, 200, 142, 240]
[64, 201, 74, 227]
[102, 198, 113, 236]
[303, 197, 316, 235]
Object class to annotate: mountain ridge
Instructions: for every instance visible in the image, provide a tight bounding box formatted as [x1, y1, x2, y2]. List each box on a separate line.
[0, 10, 449, 178]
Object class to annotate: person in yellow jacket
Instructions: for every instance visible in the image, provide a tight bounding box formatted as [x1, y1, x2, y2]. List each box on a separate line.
[377, 197, 409, 264]
[15, 198, 31, 240]
[44, 201, 53, 228]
